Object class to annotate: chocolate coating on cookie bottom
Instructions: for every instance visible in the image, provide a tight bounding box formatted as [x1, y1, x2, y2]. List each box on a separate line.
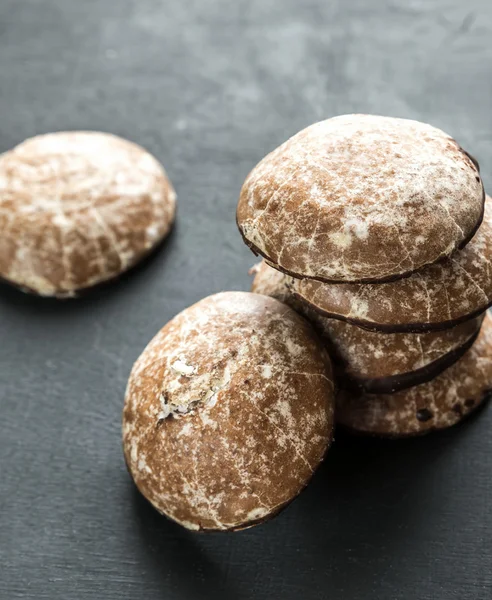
[336, 312, 492, 437]
[338, 325, 480, 395]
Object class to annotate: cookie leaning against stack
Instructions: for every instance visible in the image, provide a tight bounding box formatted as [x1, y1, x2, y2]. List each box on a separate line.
[123, 292, 335, 531]
[239, 114, 492, 436]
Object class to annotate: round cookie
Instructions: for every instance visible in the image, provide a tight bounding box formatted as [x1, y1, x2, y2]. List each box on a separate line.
[0, 131, 176, 297]
[123, 291, 334, 531]
[336, 312, 492, 437]
[292, 196, 492, 333]
[237, 114, 484, 283]
[251, 261, 483, 394]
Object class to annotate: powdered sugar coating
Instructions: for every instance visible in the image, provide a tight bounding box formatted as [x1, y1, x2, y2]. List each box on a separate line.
[0, 131, 176, 297]
[293, 197, 492, 332]
[238, 114, 483, 283]
[337, 312, 492, 436]
[251, 260, 483, 391]
[122, 292, 334, 531]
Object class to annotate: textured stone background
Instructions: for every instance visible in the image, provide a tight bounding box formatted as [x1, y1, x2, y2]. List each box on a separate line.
[0, 1, 491, 598]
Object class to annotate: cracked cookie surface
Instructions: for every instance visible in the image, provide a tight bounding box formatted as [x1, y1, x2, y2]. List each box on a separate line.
[123, 291, 334, 531]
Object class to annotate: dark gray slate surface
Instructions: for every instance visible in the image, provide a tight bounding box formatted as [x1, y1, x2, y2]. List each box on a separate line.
[1, 1, 492, 599]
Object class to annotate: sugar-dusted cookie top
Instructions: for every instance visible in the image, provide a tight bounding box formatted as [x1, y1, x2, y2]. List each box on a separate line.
[123, 292, 334, 531]
[0, 131, 176, 297]
[238, 114, 483, 283]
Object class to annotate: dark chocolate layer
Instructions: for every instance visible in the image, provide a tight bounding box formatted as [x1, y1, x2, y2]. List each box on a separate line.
[338, 326, 480, 395]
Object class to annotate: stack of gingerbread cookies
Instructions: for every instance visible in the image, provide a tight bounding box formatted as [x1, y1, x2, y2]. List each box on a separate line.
[238, 114, 492, 437]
